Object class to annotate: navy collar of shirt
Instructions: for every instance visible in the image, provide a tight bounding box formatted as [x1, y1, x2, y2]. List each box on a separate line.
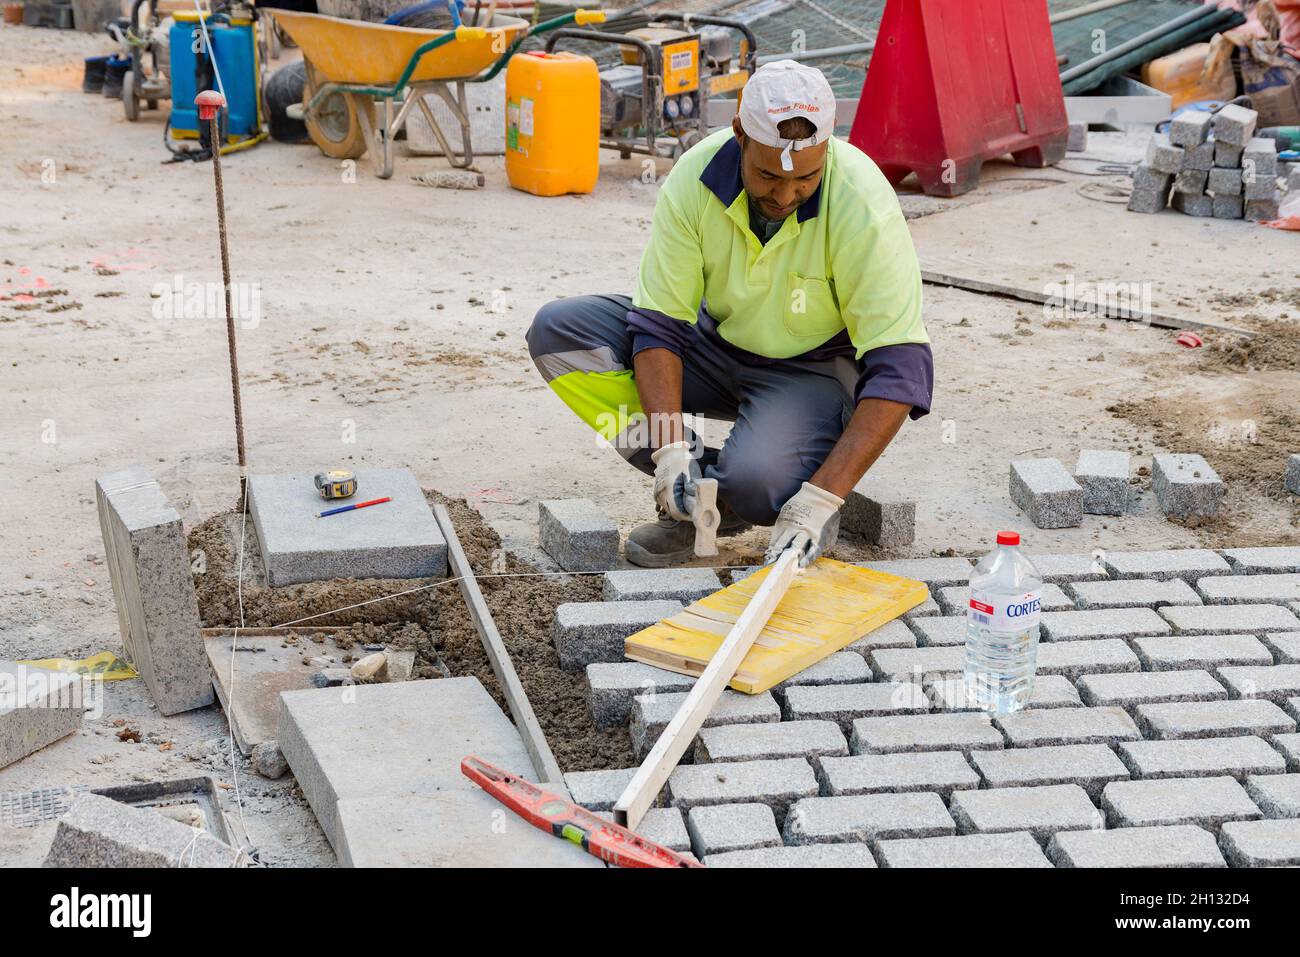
[698, 136, 823, 224]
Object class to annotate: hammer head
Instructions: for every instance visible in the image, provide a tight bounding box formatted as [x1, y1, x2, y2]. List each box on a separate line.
[690, 478, 720, 558]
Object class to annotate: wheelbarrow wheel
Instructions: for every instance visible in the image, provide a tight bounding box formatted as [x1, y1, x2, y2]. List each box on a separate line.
[123, 69, 140, 122]
[302, 62, 369, 160]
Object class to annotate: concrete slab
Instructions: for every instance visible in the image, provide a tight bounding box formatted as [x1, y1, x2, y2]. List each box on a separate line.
[1197, 574, 1300, 605]
[1065, 578, 1201, 610]
[1048, 824, 1226, 868]
[667, 758, 818, 827]
[594, 807, 691, 852]
[817, 751, 979, 799]
[1219, 819, 1300, 867]
[971, 744, 1130, 800]
[1132, 634, 1273, 672]
[1024, 553, 1109, 583]
[686, 803, 782, 857]
[1101, 775, 1262, 831]
[769, 652, 871, 700]
[695, 720, 848, 769]
[842, 484, 916, 547]
[1039, 607, 1172, 641]
[784, 792, 956, 844]
[1135, 699, 1296, 740]
[247, 469, 447, 586]
[1035, 638, 1141, 678]
[783, 682, 928, 733]
[1102, 549, 1231, 581]
[1118, 736, 1287, 781]
[44, 792, 246, 868]
[878, 831, 1053, 868]
[204, 629, 355, 755]
[846, 619, 917, 656]
[1074, 449, 1130, 516]
[1151, 454, 1226, 519]
[563, 767, 637, 811]
[994, 706, 1140, 748]
[554, 600, 682, 671]
[585, 662, 695, 729]
[277, 677, 538, 854]
[859, 557, 973, 588]
[1245, 773, 1300, 818]
[335, 785, 603, 868]
[1159, 603, 1300, 635]
[705, 844, 878, 867]
[631, 688, 779, 759]
[0, 661, 85, 770]
[538, 498, 620, 572]
[602, 568, 721, 603]
[95, 465, 213, 715]
[1009, 458, 1083, 529]
[950, 783, 1101, 842]
[927, 674, 1082, 711]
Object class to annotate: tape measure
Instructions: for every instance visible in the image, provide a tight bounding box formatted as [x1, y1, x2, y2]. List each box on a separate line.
[314, 469, 357, 501]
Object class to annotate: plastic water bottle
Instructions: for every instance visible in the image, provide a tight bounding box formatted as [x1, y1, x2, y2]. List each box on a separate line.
[963, 531, 1043, 714]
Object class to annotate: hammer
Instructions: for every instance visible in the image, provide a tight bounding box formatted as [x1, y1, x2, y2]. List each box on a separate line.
[686, 477, 721, 558]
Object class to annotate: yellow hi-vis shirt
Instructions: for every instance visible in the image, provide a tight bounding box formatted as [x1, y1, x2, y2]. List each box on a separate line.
[631, 127, 928, 362]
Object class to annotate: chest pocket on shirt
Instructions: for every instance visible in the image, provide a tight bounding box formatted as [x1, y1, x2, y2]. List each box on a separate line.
[782, 273, 843, 339]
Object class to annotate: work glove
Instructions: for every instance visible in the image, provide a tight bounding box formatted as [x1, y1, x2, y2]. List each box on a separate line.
[651, 440, 700, 522]
[765, 481, 844, 568]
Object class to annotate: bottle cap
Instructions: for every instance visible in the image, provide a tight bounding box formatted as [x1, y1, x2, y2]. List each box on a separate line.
[996, 531, 1020, 546]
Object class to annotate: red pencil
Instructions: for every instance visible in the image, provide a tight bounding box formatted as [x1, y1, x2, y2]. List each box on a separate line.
[317, 496, 392, 518]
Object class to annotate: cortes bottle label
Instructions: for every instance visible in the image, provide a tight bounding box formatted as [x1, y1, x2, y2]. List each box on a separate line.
[968, 589, 1042, 631]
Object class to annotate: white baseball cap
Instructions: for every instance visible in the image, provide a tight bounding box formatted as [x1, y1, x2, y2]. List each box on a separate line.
[737, 60, 836, 171]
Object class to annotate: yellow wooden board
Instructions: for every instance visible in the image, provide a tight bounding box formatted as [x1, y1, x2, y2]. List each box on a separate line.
[623, 558, 928, 694]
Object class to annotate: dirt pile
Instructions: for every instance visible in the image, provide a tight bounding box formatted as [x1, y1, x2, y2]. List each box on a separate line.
[1108, 392, 1300, 533]
[187, 492, 633, 772]
[1198, 318, 1300, 374]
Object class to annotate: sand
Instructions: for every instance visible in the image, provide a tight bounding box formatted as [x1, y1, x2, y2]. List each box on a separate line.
[188, 491, 636, 772]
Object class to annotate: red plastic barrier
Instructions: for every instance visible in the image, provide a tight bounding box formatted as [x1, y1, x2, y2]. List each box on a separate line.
[849, 0, 1069, 197]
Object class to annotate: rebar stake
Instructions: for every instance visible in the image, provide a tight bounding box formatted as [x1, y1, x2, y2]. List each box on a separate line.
[196, 89, 248, 504]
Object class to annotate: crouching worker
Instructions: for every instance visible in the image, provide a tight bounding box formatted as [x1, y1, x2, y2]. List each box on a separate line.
[527, 61, 932, 569]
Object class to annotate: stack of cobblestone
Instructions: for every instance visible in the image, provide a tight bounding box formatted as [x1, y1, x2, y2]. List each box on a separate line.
[1129, 105, 1280, 221]
[568, 549, 1300, 867]
[1009, 450, 1227, 529]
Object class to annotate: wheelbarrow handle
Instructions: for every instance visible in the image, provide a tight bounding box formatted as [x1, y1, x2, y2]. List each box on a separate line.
[469, 9, 608, 83]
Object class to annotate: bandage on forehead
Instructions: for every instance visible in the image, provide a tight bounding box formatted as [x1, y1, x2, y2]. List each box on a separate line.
[737, 59, 836, 171]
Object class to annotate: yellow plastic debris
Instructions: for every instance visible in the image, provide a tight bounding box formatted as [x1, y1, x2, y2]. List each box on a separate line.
[16, 652, 138, 681]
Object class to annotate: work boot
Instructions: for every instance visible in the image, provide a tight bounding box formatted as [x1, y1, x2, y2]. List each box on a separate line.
[624, 505, 751, 569]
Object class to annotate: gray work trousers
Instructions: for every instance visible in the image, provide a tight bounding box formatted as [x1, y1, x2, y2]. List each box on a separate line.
[526, 294, 857, 526]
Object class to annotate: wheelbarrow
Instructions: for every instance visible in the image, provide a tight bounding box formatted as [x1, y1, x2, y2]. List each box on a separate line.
[268, 6, 607, 178]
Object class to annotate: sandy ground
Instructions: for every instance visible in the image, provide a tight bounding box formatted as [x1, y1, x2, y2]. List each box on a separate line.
[2, 23, 1298, 866]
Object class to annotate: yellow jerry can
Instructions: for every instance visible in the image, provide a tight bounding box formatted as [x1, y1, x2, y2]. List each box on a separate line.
[505, 51, 600, 197]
